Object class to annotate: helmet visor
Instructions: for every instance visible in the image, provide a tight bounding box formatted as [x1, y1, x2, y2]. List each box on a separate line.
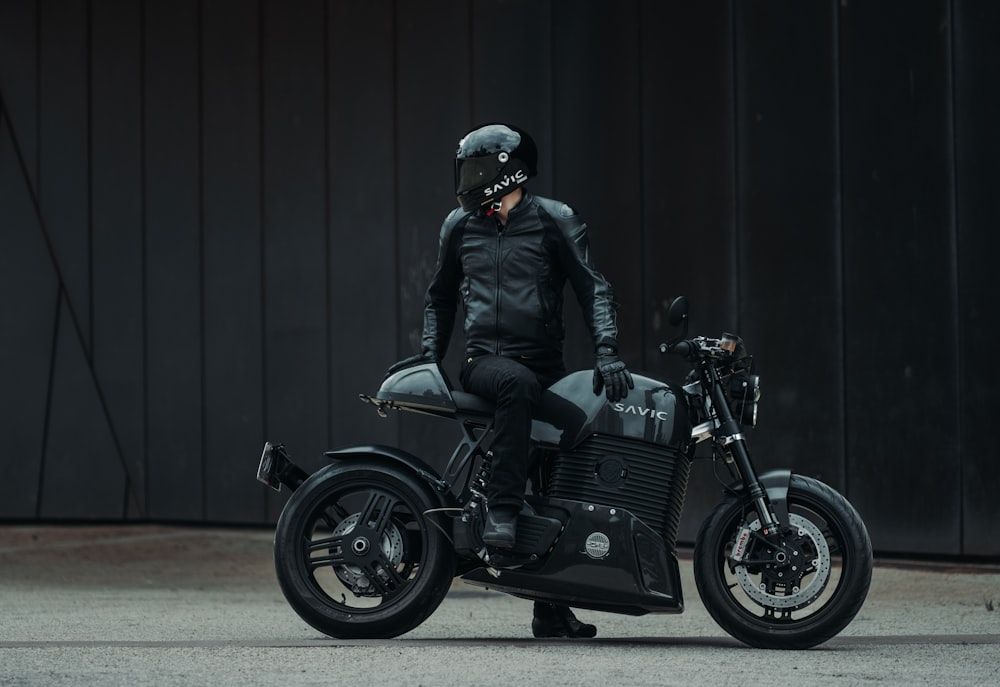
[455, 154, 507, 197]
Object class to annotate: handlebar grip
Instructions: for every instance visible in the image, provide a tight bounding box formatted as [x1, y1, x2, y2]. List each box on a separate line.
[673, 340, 693, 356]
[660, 340, 693, 356]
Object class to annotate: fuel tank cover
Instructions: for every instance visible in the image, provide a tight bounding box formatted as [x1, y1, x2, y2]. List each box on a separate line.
[531, 370, 692, 450]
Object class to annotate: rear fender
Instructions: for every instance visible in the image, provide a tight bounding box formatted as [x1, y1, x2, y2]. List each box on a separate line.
[324, 444, 457, 508]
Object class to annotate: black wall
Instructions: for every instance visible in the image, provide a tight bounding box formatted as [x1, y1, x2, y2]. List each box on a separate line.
[1, 0, 996, 557]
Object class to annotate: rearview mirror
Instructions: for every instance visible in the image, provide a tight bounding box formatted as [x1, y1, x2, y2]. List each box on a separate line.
[667, 296, 689, 327]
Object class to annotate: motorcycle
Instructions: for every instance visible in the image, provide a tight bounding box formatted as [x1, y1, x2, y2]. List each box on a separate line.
[256, 296, 873, 649]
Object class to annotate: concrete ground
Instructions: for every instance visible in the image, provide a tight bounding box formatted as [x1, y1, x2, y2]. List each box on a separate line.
[0, 524, 997, 686]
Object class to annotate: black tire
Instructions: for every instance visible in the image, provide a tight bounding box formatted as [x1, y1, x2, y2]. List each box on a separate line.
[273, 460, 457, 639]
[694, 474, 873, 649]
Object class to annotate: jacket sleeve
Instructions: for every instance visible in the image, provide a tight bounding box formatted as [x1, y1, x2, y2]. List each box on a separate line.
[549, 202, 620, 351]
[420, 211, 465, 359]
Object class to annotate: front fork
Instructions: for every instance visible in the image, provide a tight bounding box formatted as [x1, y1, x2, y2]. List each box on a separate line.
[702, 361, 785, 535]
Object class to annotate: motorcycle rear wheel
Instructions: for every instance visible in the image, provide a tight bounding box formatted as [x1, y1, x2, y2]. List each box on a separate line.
[694, 474, 872, 649]
[273, 461, 456, 639]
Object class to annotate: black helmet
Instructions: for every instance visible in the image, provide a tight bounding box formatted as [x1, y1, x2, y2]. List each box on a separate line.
[454, 123, 537, 212]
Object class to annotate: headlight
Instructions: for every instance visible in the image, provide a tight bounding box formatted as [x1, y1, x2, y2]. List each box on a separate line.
[728, 373, 761, 427]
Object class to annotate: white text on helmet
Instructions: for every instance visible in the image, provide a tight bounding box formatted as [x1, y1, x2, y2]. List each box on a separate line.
[482, 170, 528, 196]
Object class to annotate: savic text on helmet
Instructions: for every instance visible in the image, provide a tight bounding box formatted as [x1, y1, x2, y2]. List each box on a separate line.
[454, 123, 538, 212]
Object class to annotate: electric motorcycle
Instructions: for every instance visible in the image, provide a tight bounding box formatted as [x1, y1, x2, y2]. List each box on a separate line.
[256, 296, 873, 649]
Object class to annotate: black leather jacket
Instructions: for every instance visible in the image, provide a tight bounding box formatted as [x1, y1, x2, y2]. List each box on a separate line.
[421, 191, 619, 366]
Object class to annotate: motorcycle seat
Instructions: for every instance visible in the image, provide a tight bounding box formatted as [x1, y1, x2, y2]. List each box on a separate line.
[451, 391, 495, 417]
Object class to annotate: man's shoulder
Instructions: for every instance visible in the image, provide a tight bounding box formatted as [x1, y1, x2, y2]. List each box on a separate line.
[531, 194, 579, 220]
[443, 205, 473, 225]
[439, 205, 475, 238]
[529, 194, 585, 242]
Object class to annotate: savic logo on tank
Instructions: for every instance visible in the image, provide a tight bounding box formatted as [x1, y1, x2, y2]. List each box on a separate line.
[612, 403, 669, 421]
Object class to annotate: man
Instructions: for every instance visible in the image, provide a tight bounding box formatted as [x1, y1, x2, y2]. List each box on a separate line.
[389, 123, 633, 638]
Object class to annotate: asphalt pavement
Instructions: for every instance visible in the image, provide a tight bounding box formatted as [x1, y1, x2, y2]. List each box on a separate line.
[1, 524, 998, 686]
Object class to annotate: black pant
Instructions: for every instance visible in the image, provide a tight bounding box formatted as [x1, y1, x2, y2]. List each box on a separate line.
[459, 355, 563, 511]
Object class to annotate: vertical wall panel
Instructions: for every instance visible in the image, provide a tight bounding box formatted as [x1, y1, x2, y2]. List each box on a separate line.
[40, 300, 127, 518]
[735, 2, 844, 486]
[202, 0, 264, 523]
[144, 0, 204, 520]
[640, 1, 737, 364]
[326, 2, 399, 451]
[589, 3, 644, 374]
[840, 0, 959, 554]
[0, 114, 55, 518]
[0, 1, 47, 519]
[38, 0, 91, 346]
[91, 0, 146, 518]
[35, 0, 137, 519]
[0, 0, 38, 181]
[639, 1, 737, 542]
[954, 0, 1000, 556]
[261, 0, 328, 521]
[551, 0, 643, 373]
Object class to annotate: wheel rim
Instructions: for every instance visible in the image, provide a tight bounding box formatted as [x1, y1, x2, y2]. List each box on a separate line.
[298, 480, 426, 614]
[732, 512, 832, 610]
[329, 512, 406, 594]
[718, 498, 848, 624]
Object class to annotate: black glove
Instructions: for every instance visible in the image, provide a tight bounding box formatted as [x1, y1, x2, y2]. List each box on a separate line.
[384, 353, 435, 379]
[592, 346, 634, 402]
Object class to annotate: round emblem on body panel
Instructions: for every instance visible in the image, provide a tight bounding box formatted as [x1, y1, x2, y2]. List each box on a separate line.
[584, 532, 611, 559]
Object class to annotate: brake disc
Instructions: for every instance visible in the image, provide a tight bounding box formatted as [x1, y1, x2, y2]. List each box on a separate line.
[329, 512, 404, 595]
[732, 512, 831, 610]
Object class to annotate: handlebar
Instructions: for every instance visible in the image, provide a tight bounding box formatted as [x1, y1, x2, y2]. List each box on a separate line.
[659, 335, 741, 360]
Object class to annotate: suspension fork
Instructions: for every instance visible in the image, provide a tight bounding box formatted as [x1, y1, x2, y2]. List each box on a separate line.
[701, 360, 783, 534]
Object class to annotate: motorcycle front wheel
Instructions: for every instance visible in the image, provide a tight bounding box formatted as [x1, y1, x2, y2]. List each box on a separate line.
[273, 461, 456, 639]
[694, 474, 873, 649]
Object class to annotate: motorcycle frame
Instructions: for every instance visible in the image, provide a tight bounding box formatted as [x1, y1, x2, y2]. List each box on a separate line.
[257, 365, 797, 617]
[269, 360, 791, 538]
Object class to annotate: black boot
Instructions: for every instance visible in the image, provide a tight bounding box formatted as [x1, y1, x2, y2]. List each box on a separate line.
[531, 602, 597, 638]
[482, 507, 517, 549]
